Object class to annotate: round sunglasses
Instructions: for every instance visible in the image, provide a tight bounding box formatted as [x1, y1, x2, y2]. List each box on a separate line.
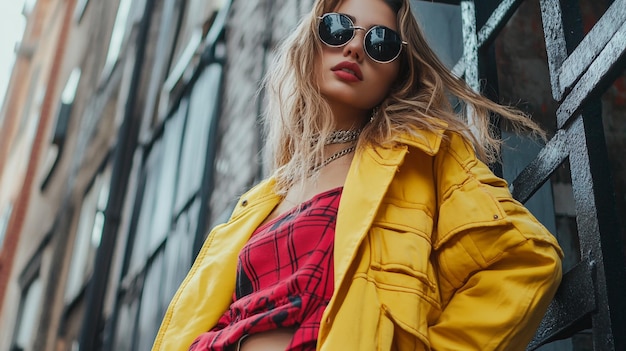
[317, 12, 407, 64]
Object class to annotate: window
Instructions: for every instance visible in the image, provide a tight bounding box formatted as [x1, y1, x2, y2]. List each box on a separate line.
[111, 2, 228, 347]
[0, 204, 12, 250]
[114, 54, 223, 351]
[11, 276, 43, 351]
[64, 167, 111, 303]
[112, 299, 139, 351]
[136, 253, 165, 349]
[101, 0, 133, 80]
[73, 0, 91, 22]
[174, 64, 222, 212]
[41, 68, 81, 188]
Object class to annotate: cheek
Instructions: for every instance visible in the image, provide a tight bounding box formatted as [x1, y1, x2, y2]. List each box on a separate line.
[384, 62, 401, 88]
[316, 48, 332, 85]
[374, 64, 401, 97]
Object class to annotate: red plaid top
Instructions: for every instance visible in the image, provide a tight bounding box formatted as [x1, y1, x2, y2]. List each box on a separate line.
[188, 187, 341, 350]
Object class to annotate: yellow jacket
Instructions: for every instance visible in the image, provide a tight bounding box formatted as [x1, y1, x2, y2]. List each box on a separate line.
[152, 129, 563, 351]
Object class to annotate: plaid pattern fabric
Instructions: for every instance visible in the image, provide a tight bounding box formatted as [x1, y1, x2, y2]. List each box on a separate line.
[188, 187, 341, 351]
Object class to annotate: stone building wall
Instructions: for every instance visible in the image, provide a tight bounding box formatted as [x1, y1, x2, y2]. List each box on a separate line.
[210, 0, 314, 226]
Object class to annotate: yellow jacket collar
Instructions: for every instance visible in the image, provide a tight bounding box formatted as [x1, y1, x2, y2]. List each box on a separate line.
[393, 123, 447, 156]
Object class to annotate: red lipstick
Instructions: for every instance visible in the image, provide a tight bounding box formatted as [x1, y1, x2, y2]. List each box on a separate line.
[331, 61, 363, 82]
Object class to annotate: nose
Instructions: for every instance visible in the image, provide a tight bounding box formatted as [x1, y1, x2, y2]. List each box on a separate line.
[343, 27, 366, 62]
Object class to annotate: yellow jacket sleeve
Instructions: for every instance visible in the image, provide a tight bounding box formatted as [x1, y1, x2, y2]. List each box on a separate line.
[428, 133, 563, 350]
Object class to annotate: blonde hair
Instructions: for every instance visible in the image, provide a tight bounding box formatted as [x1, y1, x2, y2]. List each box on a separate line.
[262, 0, 545, 194]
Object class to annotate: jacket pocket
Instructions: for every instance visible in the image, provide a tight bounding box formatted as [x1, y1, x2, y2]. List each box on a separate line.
[370, 226, 435, 292]
[435, 178, 562, 267]
[368, 205, 441, 341]
[435, 178, 508, 250]
[376, 305, 431, 351]
[369, 203, 436, 292]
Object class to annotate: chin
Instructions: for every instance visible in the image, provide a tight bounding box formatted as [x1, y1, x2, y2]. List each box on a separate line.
[322, 90, 376, 111]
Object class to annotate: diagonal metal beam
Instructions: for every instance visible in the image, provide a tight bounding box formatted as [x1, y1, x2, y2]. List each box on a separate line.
[556, 20, 626, 128]
[509, 129, 568, 204]
[452, 0, 524, 78]
[527, 260, 596, 350]
[476, 0, 523, 48]
[558, 0, 626, 95]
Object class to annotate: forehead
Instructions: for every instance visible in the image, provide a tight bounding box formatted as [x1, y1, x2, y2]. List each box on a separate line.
[332, 0, 398, 30]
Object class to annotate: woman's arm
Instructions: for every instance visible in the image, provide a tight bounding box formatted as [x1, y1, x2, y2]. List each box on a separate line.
[428, 132, 563, 350]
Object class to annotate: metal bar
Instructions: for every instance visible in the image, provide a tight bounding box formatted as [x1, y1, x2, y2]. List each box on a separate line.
[567, 110, 626, 351]
[476, 0, 523, 48]
[556, 20, 626, 128]
[451, 0, 522, 78]
[527, 260, 596, 350]
[558, 0, 626, 93]
[452, 58, 465, 78]
[461, 1, 479, 92]
[509, 129, 568, 204]
[539, 0, 569, 101]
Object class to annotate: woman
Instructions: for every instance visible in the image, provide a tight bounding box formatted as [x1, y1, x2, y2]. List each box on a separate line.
[152, 0, 563, 349]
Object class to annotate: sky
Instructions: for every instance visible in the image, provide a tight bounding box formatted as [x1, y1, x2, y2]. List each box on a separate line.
[0, 0, 27, 110]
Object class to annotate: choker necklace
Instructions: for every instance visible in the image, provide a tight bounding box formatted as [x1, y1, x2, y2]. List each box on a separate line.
[324, 129, 361, 145]
[310, 129, 360, 172]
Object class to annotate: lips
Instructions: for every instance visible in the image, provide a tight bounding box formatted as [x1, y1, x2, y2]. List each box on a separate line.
[331, 61, 363, 81]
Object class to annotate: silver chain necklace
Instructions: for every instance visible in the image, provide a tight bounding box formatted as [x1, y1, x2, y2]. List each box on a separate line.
[313, 145, 356, 172]
[324, 130, 361, 145]
[309, 129, 360, 172]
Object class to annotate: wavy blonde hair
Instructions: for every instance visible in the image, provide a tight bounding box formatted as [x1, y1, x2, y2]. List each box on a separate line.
[262, 0, 544, 194]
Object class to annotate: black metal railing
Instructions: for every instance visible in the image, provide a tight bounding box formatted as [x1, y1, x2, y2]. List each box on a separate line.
[429, 0, 626, 349]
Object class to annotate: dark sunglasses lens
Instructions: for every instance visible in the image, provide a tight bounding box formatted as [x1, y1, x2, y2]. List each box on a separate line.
[319, 14, 354, 46]
[365, 27, 402, 62]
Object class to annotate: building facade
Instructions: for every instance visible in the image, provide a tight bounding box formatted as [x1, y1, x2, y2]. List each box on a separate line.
[0, 0, 624, 350]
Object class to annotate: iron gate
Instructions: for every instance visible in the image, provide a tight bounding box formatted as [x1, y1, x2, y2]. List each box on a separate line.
[430, 0, 626, 350]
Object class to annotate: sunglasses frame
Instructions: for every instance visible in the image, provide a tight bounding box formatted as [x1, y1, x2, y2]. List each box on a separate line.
[317, 12, 408, 64]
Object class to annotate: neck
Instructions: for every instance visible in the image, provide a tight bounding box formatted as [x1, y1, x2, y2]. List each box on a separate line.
[326, 100, 369, 130]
